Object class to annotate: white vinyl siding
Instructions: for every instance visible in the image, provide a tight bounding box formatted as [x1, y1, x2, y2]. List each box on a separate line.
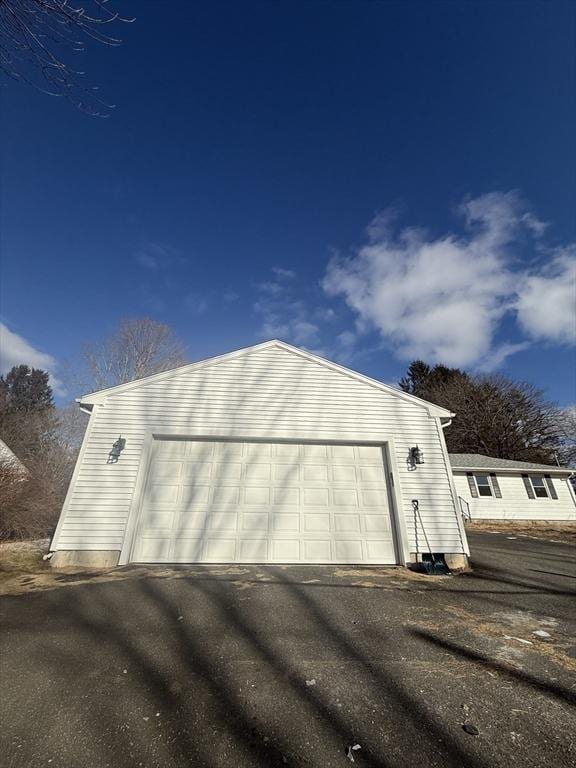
[53, 345, 465, 555]
[454, 471, 576, 521]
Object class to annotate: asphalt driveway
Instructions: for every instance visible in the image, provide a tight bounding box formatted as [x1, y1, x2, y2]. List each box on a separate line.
[1, 532, 575, 768]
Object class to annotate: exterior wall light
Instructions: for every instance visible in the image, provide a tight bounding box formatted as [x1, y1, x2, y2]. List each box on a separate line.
[409, 445, 424, 465]
[107, 436, 126, 464]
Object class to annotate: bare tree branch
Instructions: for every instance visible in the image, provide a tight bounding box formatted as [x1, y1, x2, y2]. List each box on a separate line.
[77, 317, 189, 392]
[0, 0, 134, 116]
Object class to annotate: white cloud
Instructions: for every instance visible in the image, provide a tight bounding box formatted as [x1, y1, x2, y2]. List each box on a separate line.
[516, 247, 576, 345]
[272, 266, 296, 280]
[254, 269, 327, 351]
[476, 341, 531, 372]
[185, 293, 209, 314]
[323, 191, 575, 368]
[256, 281, 287, 297]
[0, 323, 65, 395]
[135, 242, 185, 271]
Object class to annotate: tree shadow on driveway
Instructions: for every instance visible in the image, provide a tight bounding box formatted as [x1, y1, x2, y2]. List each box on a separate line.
[1, 549, 576, 767]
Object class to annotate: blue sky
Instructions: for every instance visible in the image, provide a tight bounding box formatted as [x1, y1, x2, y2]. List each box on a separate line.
[1, 0, 575, 404]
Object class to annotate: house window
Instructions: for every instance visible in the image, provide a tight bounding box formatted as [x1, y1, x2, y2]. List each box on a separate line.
[529, 475, 549, 498]
[475, 474, 493, 497]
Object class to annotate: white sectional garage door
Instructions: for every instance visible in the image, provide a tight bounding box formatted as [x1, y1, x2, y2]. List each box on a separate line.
[130, 439, 397, 564]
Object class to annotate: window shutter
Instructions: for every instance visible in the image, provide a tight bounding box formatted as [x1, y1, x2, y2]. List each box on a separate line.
[522, 474, 535, 499]
[490, 473, 502, 498]
[544, 475, 558, 500]
[466, 472, 478, 498]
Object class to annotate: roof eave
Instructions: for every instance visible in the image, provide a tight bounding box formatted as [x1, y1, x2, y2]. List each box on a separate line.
[452, 465, 574, 476]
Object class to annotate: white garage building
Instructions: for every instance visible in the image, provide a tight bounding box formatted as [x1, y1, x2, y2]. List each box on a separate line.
[50, 341, 469, 568]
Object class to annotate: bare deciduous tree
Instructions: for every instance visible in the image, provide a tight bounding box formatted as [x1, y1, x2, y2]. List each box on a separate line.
[553, 406, 576, 468]
[0, 0, 134, 116]
[79, 317, 189, 392]
[0, 442, 74, 539]
[400, 360, 562, 464]
[439, 375, 560, 464]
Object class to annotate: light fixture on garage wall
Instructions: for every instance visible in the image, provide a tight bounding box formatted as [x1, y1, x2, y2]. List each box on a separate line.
[409, 445, 424, 466]
[107, 436, 126, 464]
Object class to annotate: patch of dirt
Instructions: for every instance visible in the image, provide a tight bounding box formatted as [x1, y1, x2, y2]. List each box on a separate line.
[0, 540, 451, 597]
[422, 603, 576, 674]
[466, 520, 576, 542]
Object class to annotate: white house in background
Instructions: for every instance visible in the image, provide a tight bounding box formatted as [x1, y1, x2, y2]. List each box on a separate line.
[450, 453, 576, 521]
[49, 340, 469, 568]
[0, 437, 25, 473]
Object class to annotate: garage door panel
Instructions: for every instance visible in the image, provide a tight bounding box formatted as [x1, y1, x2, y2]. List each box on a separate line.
[273, 463, 300, 482]
[239, 538, 267, 560]
[364, 514, 390, 532]
[243, 512, 269, 531]
[150, 461, 182, 481]
[303, 540, 332, 560]
[366, 540, 396, 561]
[245, 443, 272, 459]
[155, 442, 188, 459]
[215, 442, 244, 458]
[181, 462, 212, 481]
[205, 538, 236, 560]
[302, 465, 328, 481]
[334, 514, 361, 532]
[244, 487, 270, 505]
[275, 444, 301, 458]
[180, 485, 211, 505]
[304, 513, 331, 532]
[141, 509, 175, 530]
[211, 461, 242, 480]
[208, 512, 237, 531]
[177, 512, 206, 531]
[212, 486, 240, 505]
[302, 444, 328, 459]
[187, 442, 216, 460]
[361, 490, 387, 507]
[271, 539, 299, 560]
[172, 539, 204, 560]
[271, 513, 299, 531]
[359, 466, 386, 482]
[245, 463, 271, 480]
[272, 488, 299, 505]
[333, 489, 359, 506]
[357, 446, 384, 462]
[331, 465, 356, 482]
[135, 538, 171, 562]
[330, 445, 355, 460]
[334, 540, 363, 561]
[132, 439, 397, 564]
[303, 488, 329, 506]
[148, 484, 179, 504]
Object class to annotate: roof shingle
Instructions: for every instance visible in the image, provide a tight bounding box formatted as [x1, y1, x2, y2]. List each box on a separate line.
[448, 453, 573, 474]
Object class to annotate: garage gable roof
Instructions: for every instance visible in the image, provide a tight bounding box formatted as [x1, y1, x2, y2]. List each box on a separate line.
[77, 339, 454, 417]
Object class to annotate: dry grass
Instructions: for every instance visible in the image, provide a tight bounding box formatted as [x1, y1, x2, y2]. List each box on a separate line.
[0, 448, 73, 540]
[465, 520, 576, 542]
[0, 541, 434, 597]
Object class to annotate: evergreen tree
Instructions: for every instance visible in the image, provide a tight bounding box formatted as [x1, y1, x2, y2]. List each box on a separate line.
[0, 366, 53, 414]
[399, 360, 431, 395]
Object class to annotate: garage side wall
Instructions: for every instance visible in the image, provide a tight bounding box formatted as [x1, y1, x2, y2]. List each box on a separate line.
[52, 347, 465, 555]
[454, 472, 576, 521]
